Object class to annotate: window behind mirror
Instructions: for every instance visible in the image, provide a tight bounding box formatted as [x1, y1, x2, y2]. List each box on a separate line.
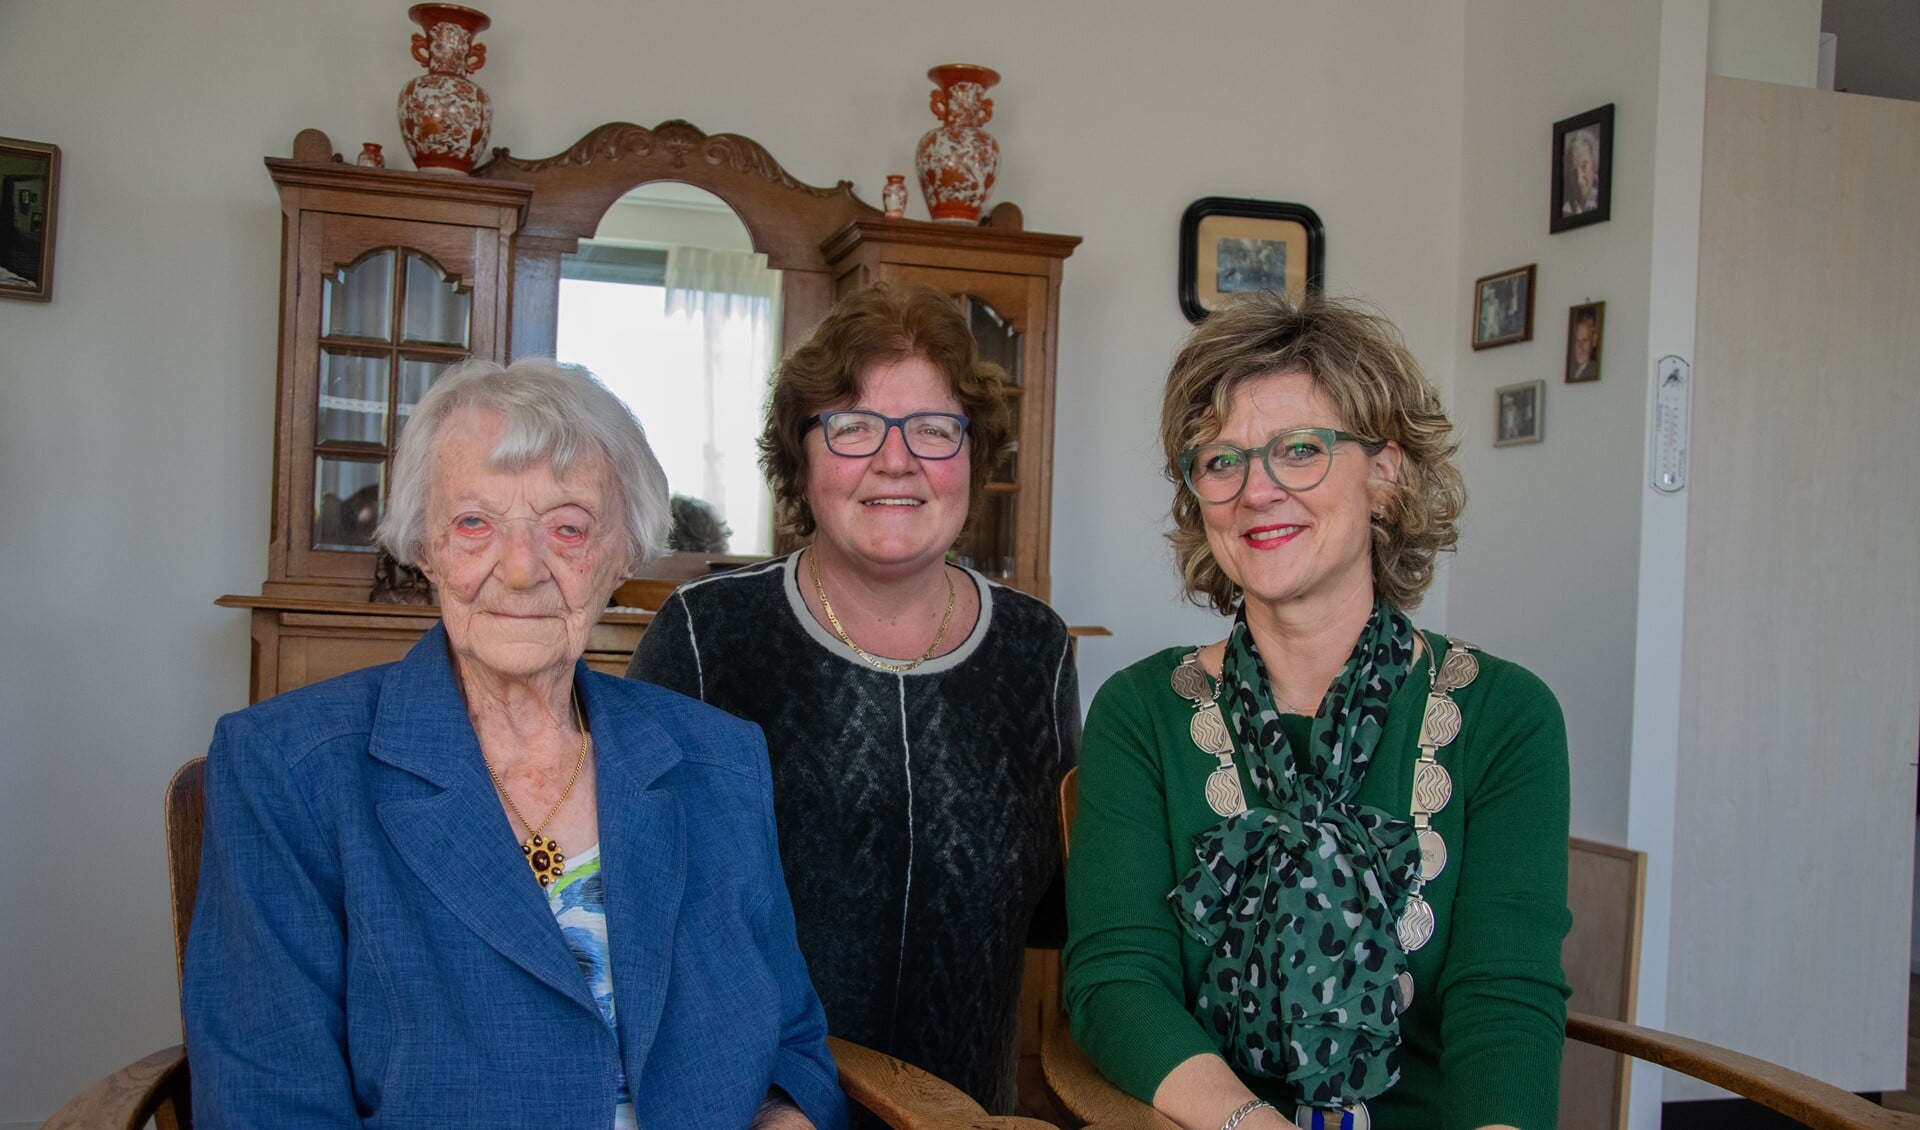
[555, 184, 780, 560]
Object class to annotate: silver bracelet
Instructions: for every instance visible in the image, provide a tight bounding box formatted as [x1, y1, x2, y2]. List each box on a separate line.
[1221, 1098, 1273, 1130]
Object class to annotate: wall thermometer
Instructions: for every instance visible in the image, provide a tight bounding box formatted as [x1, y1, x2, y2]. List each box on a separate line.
[1652, 354, 1691, 493]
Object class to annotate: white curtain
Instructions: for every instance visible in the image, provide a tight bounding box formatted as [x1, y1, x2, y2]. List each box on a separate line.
[663, 246, 781, 554]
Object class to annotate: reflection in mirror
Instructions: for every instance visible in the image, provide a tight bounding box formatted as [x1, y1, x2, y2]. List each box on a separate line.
[556, 182, 782, 557]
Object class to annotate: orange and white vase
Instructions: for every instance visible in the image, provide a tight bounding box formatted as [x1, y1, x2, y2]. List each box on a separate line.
[397, 4, 493, 173]
[915, 64, 1000, 223]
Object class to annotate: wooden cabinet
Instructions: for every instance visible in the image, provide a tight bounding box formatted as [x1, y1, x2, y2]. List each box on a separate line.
[823, 219, 1078, 601]
[227, 125, 1083, 704]
[214, 595, 648, 704]
[260, 152, 531, 602]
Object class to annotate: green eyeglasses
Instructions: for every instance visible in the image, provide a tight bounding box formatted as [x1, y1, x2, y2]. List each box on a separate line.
[1177, 428, 1385, 503]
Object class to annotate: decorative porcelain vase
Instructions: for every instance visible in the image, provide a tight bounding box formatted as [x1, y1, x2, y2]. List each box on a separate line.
[882, 174, 909, 218]
[915, 64, 1000, 223]
[356, 142, 386, 168]
[397, 4, 493, 174]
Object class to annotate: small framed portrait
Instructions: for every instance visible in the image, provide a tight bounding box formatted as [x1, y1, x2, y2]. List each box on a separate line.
[1471, 263, 1536, 350]
[1565, 300, 1605, 382]
[1495, 380, 1544, 446]
[0, 136, 61, 302]
[1551, 104, 1614, 233]
[1178, 196, 1325, 323]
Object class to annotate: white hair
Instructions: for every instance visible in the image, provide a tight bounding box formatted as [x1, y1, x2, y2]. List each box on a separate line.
[375, 358, 671, 573]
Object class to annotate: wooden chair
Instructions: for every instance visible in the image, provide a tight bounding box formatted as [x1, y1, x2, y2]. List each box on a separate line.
[1042, 767, 1920, 1130]
[43, 758, 1056, 1130]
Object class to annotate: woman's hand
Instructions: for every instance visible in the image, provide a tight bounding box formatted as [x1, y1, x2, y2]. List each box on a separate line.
[1152, 1053, 1300, 1130]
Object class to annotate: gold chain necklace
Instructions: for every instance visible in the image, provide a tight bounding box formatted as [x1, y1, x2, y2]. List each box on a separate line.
[483, 689, 588, 889]
[809, 550, 956, 673]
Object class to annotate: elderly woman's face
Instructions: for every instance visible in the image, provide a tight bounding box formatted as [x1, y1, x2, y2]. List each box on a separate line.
[419, 406, 626, 686]
[1200, 370, 1399, 614]
[1569, 142, 1598, 206]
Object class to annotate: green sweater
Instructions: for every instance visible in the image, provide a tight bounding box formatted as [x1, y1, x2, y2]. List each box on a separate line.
[1063, 635, 1570, 1130]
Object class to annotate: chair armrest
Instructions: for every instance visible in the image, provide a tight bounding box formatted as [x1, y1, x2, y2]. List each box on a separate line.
[1045, 1008, 1919, 1130]
[1039, 1015, 1179, 1130]
[826, 1036, 1056, 1130]
[1567, 1011, 1917, 1130]
[40, 1044, 189, 1130]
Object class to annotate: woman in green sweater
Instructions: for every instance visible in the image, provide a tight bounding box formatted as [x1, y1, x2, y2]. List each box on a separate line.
[1064, 292, 1569, 1130]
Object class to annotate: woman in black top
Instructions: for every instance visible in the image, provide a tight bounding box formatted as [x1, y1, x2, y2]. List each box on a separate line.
[628, 283, 1079, 1118]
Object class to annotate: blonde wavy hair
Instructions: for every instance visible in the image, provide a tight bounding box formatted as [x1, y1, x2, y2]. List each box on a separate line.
[1160, 291, 1464, 614]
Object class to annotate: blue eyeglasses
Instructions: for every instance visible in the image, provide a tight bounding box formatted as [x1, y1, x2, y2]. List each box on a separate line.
[808, 410, 972, 460]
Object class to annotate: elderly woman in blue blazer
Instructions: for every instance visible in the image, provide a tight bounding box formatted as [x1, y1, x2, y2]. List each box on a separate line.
[183, 359, 847, 1130]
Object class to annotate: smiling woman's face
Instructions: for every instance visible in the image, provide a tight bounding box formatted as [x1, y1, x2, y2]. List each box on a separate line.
[1199, 369, 1399, 616]
[418, 406, 626, 688]
[802, 354, 971, 584]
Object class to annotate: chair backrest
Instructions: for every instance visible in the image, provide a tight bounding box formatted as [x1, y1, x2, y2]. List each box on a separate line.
[164, 758, 207, 991]
[1561, 836, 1647, 1130]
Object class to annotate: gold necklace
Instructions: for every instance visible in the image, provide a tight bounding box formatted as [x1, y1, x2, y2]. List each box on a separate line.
[484, 690, 588, 889]
[809, 550, 956, 673]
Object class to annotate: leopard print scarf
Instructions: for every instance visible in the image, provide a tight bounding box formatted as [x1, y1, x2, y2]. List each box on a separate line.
[1167, 600, 1421, 1107]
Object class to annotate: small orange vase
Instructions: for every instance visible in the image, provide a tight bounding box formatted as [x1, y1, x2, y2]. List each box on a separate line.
[915, 64, 1000, 223]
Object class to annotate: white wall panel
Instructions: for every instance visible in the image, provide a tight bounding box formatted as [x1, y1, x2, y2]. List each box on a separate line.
[1667, 75, 1920, 1097]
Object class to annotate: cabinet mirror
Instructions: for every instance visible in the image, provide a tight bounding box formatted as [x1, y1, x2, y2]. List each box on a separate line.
[555, 181, 782, 559]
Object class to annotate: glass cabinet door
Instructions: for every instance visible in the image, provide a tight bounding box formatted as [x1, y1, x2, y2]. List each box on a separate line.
[953, 294, 1022, 580]
[311, 248, 472, 552]
[260, 156, 524, 601]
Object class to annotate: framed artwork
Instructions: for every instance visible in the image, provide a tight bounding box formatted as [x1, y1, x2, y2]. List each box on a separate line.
[1178, 196, 1324, 322]
[1472, 263, 1535, 349]
[0, 136, 60, 301]
[1566, 300, 1605, 382]
[1551, 104, 1614, 233]
[1495, 380, 1544, 446]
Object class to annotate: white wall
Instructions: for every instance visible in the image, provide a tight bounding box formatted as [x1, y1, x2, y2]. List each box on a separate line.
[1448, 0, 1667, 848]
[1707, 0, 1822, 86]
[0, 0, 1472, 1119]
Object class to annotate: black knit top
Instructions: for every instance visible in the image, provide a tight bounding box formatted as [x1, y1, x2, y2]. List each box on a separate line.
[626, 554, 1080, 1116]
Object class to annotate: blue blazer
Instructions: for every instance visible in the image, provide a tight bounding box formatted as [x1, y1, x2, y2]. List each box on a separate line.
[184, 625, 848, 1130]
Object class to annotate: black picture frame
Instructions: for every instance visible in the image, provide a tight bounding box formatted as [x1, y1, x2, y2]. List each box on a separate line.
[0, 135, 61, 302]
[1178, 197, 1324, 323]
[1471, 263, 1536, 350]
[1551, 104, 1613, 233]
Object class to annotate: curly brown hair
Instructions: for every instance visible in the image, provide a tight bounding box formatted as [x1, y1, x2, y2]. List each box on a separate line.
[760, 282, 1012, 538]
[1161, 291, 1465, 614]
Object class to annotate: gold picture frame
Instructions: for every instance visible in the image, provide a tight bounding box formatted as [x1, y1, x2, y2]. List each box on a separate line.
[1566, 300, 1605, 382]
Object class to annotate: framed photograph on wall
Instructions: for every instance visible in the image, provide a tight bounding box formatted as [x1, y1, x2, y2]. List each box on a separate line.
[1471, 263, 1535, 349]
[0, 136, 61, 301]
[1566, 300, 1605, 382]
[1179, 196, 1324, 322]
[1551, 104, 1614, 233]
[1495, 380, 1544, 446]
